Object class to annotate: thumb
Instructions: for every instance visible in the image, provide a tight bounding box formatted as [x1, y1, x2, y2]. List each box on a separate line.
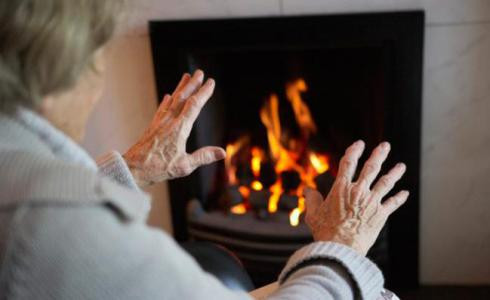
[188, 146, 226, 170]
[304, 187, 323, 218]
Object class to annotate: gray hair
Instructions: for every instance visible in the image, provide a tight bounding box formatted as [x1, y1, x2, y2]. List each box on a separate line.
[0, 0, 123, 111]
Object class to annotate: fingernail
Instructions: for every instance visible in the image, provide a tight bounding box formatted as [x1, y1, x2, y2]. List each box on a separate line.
[402, 190, 410, 197]
[207, 78, 215, 86]
[381, 142, 390, 150]
[397, 162, 406, 169]
[354, 140, 364, 147]
[214, 148, 226, 160]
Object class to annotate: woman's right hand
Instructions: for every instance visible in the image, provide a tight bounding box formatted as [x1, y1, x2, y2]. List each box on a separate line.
[304, 141, 409, 256]
[123, 70, 226, 187]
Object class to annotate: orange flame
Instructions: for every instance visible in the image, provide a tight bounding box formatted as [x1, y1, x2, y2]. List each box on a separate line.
[225, 136, 248, 185]
[230, 203, 247, 215]
[260, 93, 283, 162]
[238, 186, 250, 199]
[251, 180, 263, 191]
[289, 196, 306, 227]
[286, 79, 317, 137]
[268, 181, 283, 213]
[251, 147, 263, 177]
[309, 153, 329, 174]
[226, 78, 330, 226]
[289, 208, 301, 226]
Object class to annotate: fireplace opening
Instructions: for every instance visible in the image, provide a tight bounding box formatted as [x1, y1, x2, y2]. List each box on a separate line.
[150, 11, 424, 290]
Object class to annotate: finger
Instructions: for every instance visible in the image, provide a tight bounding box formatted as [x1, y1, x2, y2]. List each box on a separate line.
[172, 73, 191, 97]
[382, 190, 409, 216]
[336, 140, 365, 184]
[179, 78, 215, 134]
[356, 142, 391, 188]
[370, 163, 406, 200]
[170, 70, 204, 113]
[304, 188, 323, 220]
[163, 73, 191, 114]
[156, 94, 172, 119]
[188, 146, 226, 171]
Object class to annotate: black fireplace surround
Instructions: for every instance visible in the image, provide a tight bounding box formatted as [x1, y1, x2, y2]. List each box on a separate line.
[150, 11, 424, 290]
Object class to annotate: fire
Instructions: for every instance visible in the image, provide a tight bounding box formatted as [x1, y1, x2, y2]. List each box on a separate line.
[225, 136, 248, 185]
[251, 180, 263, 191]
[251, 147, 263, 177]
[227, 78, 331, 226]
[289, 196, 306, 226]
[230, 203, 247, 215]
[267, 181, 282, 213]
[238, 186, 250, 199]
[289, 208, 301, 226]
[286, 79, 317, 137]
[309, 153, 329, 174]
[260, 93, 284, 163]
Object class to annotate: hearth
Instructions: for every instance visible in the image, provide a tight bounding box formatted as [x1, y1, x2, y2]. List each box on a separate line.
[150, 11, 424, 290]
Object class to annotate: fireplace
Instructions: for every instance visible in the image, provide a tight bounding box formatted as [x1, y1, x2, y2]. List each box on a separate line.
[150, 11, 424, 290]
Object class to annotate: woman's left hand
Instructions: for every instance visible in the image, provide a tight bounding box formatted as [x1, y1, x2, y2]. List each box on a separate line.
[123, 70, 226, 187]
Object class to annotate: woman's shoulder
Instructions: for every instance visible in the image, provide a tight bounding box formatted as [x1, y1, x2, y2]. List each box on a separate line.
[0, 191, 178, 299]
[0, 147, 151, 220]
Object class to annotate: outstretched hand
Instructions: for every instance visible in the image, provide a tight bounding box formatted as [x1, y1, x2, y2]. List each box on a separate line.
[123, 70, 226, 187]
[304, 141, 409, 255]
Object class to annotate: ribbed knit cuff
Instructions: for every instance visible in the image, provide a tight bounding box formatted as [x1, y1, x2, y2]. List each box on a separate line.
[96, 151, 140, 191]
[279, 242, 384, 300]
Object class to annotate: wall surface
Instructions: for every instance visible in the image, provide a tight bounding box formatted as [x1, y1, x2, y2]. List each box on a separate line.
[82, 0, 490, 285]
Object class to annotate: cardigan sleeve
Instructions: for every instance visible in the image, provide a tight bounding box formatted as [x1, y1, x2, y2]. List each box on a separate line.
[96, 150, 140, 190]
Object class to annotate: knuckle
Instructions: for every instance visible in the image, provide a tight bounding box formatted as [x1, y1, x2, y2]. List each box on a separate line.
[200, 152, 210, 164]
[174, 91, 185, 101]
[196, 151, 213, 165]
[351, 185, 362, 197]
[346, 143, 358, 154]
[336, 174, 350, 186]
[341, 158, 354, 169]
[180, 163, 194, 176]
[188, 95, 199, 106]
[379, 176, 393, 189]
[394, 195, 405, 207]
[364, 162, 377, 174]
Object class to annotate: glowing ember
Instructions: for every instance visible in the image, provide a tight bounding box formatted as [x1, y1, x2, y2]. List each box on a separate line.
[238, 186, 250, 199]
[309, 153, 329, 174]
[251, 180, 263, 191]
[230, 203, 247, 215]
[227, 78, 331, 226]
[289, 208, 301, 227]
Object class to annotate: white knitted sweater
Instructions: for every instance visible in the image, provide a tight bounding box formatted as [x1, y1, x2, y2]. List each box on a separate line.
[0, 108, 385, 299]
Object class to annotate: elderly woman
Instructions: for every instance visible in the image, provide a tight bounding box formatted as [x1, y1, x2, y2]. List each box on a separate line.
[0, 1, 409, 299]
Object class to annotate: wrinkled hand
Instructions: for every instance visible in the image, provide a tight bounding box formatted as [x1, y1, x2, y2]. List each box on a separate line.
[304, 141, 409, 256]
[123, 70, 226, 187]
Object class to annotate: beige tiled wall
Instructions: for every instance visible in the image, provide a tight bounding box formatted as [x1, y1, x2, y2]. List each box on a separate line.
[81, 0, 490, 284]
